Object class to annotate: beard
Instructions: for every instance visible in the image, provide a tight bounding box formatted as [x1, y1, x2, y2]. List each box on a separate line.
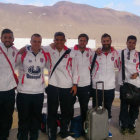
[4, 41, 13, 48]
[102, 44, 111, 51]
[78, 45, 86, 49]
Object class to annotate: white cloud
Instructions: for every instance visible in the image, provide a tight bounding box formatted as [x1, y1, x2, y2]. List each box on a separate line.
[5, 0, 25, 4]
[104, 2, 114, 8]
[29, 1, 44, 7]
[47, 0, 84, 6]
[134, 0, 140, 5]
[104, 2, 125, 11]
[4, 0, 45, 6]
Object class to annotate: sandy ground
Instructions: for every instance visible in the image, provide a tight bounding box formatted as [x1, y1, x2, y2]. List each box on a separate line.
[10, 98, 140, 140]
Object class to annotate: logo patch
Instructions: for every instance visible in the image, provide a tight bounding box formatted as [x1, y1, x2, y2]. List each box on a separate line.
[40, 58, 44, 63]
[133, 59, 136, 63]
[12, 51, 15, 57]
[111, 57, 114, 61]
[65, 54, 68, 58]
[29, 60, 32, 63]
[86, 53, 89, 57]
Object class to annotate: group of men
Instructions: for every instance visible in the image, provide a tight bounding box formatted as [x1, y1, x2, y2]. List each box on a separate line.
[0, 28, 139, 140]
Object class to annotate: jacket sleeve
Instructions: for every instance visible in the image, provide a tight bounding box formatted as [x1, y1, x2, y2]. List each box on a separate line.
[71, 51, 79, 85]
[116, 50, 122, 71]
[114, 50, 120, 70]
[15, 52, 22, 68]
[136, 52, 140, 74]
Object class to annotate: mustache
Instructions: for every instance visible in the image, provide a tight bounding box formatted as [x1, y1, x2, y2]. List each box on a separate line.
[4, 41, 13, 47]
[4, 41, 13, 45]
[103, 44, 110, 46]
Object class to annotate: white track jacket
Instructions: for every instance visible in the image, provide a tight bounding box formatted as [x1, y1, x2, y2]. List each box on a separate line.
[73, 45, 93, 87]
[118, 48, 140, 87]
[91, 47, 119, 90]
[44, 45, 78, 88]
[16, 46, 48, 94]
[0, 42, 18, 91]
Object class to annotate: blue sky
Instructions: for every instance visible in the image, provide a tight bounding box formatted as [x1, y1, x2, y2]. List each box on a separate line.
[0, 0, 140, 16]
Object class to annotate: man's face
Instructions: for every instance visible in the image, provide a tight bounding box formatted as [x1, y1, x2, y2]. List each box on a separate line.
[30, 36, 42, 50]
[101, 37, 112, 50]
[54, 36, 66, 50]
[1, 33, 14, 48]
[126, 39, 136, 51]
[78, 37, 88, 49]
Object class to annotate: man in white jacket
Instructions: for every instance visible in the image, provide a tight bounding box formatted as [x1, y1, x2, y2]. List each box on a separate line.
[0, 29, 18, 140]
[118, 35, 140, 135]
[91, 33, 119, 138]
[44, 32, 78, 140]
[16, 34, 48, 140]
[72, 33, 93, 135]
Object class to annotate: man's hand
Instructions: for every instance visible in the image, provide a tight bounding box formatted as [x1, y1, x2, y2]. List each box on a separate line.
[130, 72, 139, 79]
[50, 43, 55, 49]
[70, 85, 77, 96]
[95, 48, 102, 55]
[18, 47, 26, 54]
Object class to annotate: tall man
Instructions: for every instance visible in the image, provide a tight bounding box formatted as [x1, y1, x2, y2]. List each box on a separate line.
[44, 32, 78, 140]
[73, 33, 93, 135]
[16, 34, 48, 140]
[91, 33, 119, 138]
[0, 29, 18, 140]
[118, 35, 140, 135]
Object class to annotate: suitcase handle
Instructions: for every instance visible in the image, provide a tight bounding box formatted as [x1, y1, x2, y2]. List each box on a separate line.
[95, 81, 105, 110]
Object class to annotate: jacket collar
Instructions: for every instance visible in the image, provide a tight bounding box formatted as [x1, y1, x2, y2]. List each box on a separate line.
[0, 42, 14, 52]
[74, 45, 89, 51]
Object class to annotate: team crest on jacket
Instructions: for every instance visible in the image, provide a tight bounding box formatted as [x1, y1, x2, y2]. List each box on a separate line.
[86, 53, 89, 57]
[65, 54, 68, 58]
[133, 59, 136, 63]
[111, 57, 114, 61]
[29, 60, 32, 63]
[12, 51, 15, 57]
[40, 58, 44, 63]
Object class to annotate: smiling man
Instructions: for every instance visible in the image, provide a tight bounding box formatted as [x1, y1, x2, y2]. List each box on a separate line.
[0, 29, 18, 140]
[44, 32, 78, 140]
[118, 35, 140, 135]
[90, 33, 119, 138]
[72, 33, 93, 136]
[16, 33, 48, 140]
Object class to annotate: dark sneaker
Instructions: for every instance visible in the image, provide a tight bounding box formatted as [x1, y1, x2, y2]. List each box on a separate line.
[129, 128, 136, 135]
[120, 128, 128, 135]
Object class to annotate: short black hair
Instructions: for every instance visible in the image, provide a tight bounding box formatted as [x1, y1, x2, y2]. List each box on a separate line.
[101, 33, 111, 40]
[78, 33, 89, 41]
[1, 28, 13, 37]
[127, 35, 137, 42]
[54, 32, 65, 39]
[31, 33, 42, 39]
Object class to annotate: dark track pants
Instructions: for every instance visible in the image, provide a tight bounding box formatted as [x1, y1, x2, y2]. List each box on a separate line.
[16, 93, 44, 140]
[47, 85, 75, 140]
[0, 88, 15, 140]
[119, 98, 139, 129]
[91, 89, 115, 119]
[76, 86, 90, 129]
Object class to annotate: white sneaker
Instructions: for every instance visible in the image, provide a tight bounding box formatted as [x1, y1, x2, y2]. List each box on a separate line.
[63, 136, 75, 140]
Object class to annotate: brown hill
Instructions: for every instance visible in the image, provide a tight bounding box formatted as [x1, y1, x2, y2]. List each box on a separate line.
[0, 1, 140, 49]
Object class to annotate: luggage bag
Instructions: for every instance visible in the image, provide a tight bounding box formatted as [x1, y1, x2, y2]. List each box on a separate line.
[85, 81, 109, 140]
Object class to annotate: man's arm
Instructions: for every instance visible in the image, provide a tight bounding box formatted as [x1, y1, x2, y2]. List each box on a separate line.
[71, 52, 78, 95]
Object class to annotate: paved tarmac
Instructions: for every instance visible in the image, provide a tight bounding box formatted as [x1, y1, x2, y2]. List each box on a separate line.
[9, 103, 140, 140]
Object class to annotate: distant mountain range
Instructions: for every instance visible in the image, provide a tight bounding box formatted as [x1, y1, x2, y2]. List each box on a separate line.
[0, 1, 140, 48]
